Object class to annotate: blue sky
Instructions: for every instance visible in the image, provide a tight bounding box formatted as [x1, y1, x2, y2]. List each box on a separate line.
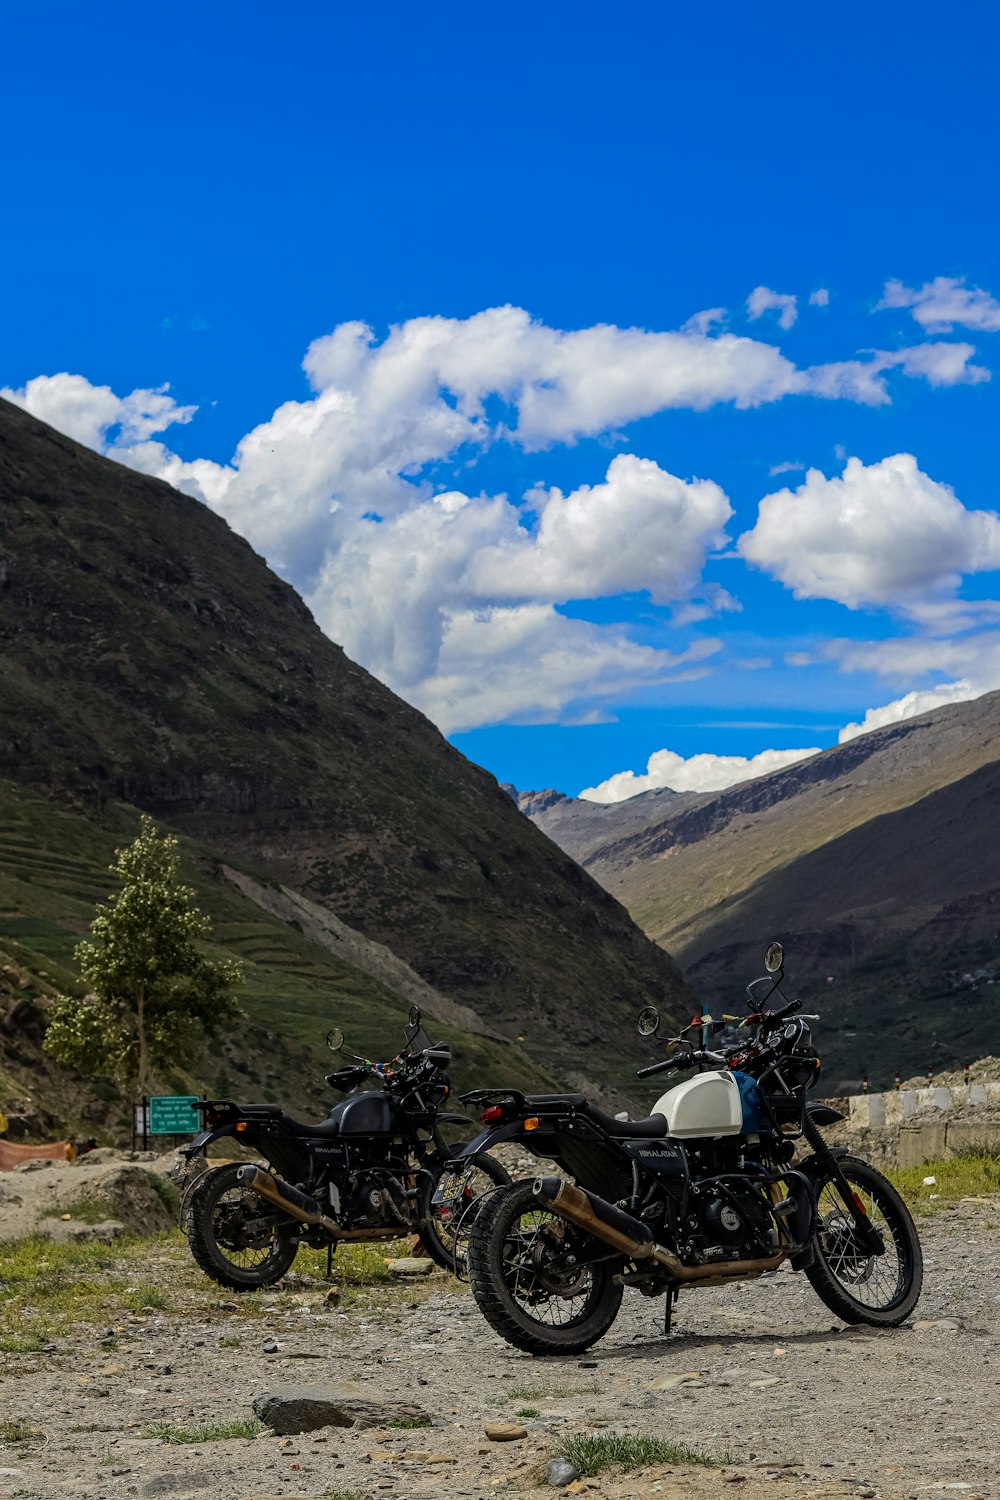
[4, 3, 1000, 797]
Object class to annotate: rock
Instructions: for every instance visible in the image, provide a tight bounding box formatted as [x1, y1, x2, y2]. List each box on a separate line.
[648, 1370, 703, 1390]
[386, 1257, 434, 1276]
[547, 1458, 581, 1487]
[51, 1219, 127, 1244]
[94, 1166, 176, 1233]
[263, 1338, 279, 1353]
[484, 1422, 527, 1441]
[324, 1285, 341, 1306]
[912, 1317, 960, 1332]
[253, 1384, 431, 1434]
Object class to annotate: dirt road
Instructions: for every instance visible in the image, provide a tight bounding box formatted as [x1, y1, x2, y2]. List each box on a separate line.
[1, 1197, 996, 1500]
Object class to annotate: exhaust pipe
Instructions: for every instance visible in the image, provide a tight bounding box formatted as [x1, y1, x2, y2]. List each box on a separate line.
[237, 1165, 339, 1232]
[236, 1165, 401, 1242]
[532, 1176, 784, 1283]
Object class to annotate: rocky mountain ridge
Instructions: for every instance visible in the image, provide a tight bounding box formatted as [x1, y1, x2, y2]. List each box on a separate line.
[513, 692, 1000, 1086]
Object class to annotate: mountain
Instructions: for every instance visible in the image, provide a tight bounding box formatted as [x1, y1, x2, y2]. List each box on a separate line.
[514, 696, 1000, 1089]
[0, 397, 692, 1131]
[502, 783, 692, 862]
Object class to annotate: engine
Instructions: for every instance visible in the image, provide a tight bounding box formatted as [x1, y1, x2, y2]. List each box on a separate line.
[333, 1163, 417, 1230]
[679, 1181, 777, 1265]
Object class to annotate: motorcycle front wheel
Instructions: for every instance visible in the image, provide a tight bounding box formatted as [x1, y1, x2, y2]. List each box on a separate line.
[185, 1161, 298, 1290]
[467, 1179, 623, 1355]
[805, 1155, 922, 1325]
[422, 1151, 510, 1275]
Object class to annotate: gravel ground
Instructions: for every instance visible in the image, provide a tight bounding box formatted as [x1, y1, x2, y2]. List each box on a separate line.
[1, 1198, 997, 1500]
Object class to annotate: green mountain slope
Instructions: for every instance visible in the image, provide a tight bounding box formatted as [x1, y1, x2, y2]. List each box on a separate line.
[0, 397, 691, 1127]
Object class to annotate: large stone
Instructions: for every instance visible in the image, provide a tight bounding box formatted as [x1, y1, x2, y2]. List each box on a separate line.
[253, 1384, 431, 1433]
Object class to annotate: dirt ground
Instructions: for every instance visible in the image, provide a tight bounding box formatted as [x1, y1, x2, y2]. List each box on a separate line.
[1, 1177, 997, 1500]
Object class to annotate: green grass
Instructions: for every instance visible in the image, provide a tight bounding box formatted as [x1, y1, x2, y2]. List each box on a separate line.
[558, 1433, 728, 1475]
[0, 1418, 39, 1444]
[515, 1407, 540, 1418]
[505, 1382, 600, 1403]
[0, 1333, 46, 1354]
[142, 1417, 269, 1443]
[887, 1149, 1000, 1214]
[43, 1196, 118, 1225]
[0, 1228, 436, 1347]
[388, 1415, 432, 1429]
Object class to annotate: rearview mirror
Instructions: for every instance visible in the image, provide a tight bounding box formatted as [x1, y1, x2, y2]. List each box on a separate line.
[636, 1006, 660, 1037]
[764, 941, 784, 974]
[408, 1005, 422, 1027]
[326, 1027, 344, 1052]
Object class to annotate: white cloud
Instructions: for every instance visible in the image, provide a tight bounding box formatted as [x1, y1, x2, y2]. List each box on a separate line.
[5, 302, 993, 734]
[739, 454, 1000, 610]
[306, 454, 730, 729]
[471, 456, 731, 606]
[747, 286, 798, 330]
[809, 288, 830, 307]
[878, 276, 1000, 334]
[580, 744, 821, 802]
[0, 373, 195, 448]
[768, 459, 804, 477]
[838, 681, 980, 742]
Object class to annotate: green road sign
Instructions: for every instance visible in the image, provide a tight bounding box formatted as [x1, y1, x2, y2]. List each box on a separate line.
[148, 1095, 200, 1134]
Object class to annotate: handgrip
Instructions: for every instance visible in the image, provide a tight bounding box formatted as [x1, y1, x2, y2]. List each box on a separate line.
[636, 1058, 675, 1079]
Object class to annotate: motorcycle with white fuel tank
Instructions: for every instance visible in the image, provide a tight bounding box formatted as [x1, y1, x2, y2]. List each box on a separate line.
[455, 943, 922, 1354]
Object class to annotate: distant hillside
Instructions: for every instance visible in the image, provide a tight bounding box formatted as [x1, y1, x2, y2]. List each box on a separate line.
[502, 783, 691, 862]
[0, 397, 692, 1130]
[513, 695, 1000, 1088]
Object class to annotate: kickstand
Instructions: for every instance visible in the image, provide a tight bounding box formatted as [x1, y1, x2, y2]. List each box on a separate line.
[664, 1289, 679, 1337]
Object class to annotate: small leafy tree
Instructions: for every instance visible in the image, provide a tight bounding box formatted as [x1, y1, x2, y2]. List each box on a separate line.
[44, 816, 243, 1098]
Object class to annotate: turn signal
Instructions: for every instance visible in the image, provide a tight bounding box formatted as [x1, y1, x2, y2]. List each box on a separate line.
[480, 1105, 504, 1124]
[235, 1121, 248, 1133]
[524, 1117, 540, 1131]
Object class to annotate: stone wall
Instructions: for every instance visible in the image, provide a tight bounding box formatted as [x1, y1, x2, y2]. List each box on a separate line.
[842, 1081, 1000, 1167]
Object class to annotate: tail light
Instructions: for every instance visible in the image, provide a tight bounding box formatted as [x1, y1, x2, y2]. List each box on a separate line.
[480, 1105, 504, 1124]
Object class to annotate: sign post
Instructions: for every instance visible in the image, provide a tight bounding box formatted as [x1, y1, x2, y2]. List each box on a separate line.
[148, 1096, 200, 1135]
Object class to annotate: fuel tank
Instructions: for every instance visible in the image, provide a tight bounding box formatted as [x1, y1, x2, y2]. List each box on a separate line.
[652, 1070, 743, 1138]
[326, 1092, 396, 1135]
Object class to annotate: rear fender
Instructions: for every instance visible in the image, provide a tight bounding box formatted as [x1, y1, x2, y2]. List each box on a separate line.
[181, 1125, 241, 1157]
[450, 1120, 551, 1161]
[437, 1112, 473, 1127]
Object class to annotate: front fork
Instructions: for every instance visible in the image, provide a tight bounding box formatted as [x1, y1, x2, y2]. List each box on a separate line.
[801, 1116, 885, 1257]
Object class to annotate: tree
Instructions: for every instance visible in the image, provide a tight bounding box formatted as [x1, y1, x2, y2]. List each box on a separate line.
[44, 816, 243, 1098]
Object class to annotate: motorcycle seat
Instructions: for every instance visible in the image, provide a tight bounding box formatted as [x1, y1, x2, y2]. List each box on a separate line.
[586, 1106, 668, 1139]
[239, 1104, 344, 1139]
[524, 1096, 667, 1139]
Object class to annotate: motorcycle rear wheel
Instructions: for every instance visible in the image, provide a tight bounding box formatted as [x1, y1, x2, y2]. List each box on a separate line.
[805, 1156, 922, 1325]
[422, 1151, 510, 1275]
[467, 1179, 623, 1354]
[186, 1161, 298, 1290]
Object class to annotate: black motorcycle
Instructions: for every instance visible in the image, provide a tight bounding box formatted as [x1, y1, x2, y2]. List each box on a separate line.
[177, 1006, 509, 1290]
[456, 943, 922, 1354]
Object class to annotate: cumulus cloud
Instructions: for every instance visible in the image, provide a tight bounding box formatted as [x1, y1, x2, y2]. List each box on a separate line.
[739, 454, 1000, 610]
[878, 276, 1000, 334]
[809, 288, 830, 307]
[837, 681, 980, 742]
[5, 301, 994, 733]
[747, 286, 798, 330]
[0, 372, 195, 448]
[306, 455, 730, 729]
[580, 744, 821, 802]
